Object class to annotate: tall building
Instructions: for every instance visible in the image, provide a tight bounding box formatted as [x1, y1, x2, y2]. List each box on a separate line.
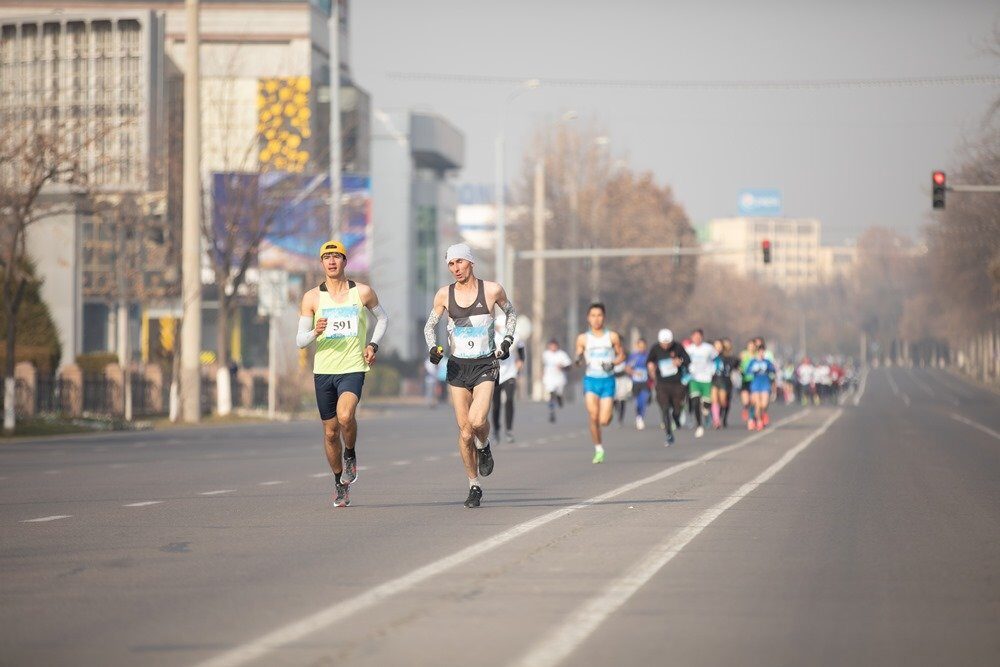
[0, 10, 168, 368]
[371, 109, 464, 360]
[705, 217, 823, 293]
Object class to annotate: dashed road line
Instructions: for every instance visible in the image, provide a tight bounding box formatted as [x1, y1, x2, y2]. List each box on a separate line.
[391, 460, 411, 466]
[200, 489, 236, 496]
[124, 501, 163, 507]
[310, 472, 333, 478]
[886, 371, 900, 395]
[21, 515, 72, 523]
[950, 413, 1000, 440]
[423, 456, 440, 462]
[259, 481, 285, 486]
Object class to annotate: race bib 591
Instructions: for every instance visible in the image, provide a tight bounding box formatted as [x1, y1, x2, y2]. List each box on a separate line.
[320, 306, 359, 339]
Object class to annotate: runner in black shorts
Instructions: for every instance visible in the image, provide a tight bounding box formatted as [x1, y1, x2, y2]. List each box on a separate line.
[710, 338, 737, 428]
[425, 243, 517, 508]
[646, 328, 691, 446]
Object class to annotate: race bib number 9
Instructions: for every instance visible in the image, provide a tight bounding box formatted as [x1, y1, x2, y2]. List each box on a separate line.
[454, 326, 490, 358]
[658, 359, 678, 377]
[321, 306, 359, 339]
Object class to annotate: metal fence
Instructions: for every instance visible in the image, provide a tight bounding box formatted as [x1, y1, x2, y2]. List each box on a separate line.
[82, 374, 116, 414]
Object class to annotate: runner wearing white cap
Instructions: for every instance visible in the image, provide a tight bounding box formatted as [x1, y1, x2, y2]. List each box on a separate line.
[424, 243, 517, 508]
[645, 328, 690, 446]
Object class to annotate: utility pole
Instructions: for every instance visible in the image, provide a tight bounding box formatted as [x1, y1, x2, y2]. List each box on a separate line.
[565, 170, 579, 355]
[531, 160, 545, 401]
[116, 198, 132, 421]
[180, 0, 203, 423]
[328, 0, 341, 238]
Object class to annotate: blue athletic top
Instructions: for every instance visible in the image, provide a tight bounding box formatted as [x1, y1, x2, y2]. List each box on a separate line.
[626, 351, 649, 383]
[747, 358, 776, 393]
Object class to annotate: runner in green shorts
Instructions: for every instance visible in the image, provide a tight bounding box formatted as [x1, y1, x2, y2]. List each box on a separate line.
[683, 328, 718, 439]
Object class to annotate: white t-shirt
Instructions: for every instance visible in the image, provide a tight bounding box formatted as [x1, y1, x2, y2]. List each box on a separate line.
[814, 365, 832, 385]
[796, 363, 814, 384]
[684, 342, 718, 383]
[495, 332, 525, 384]
[542, 349, 572, 390]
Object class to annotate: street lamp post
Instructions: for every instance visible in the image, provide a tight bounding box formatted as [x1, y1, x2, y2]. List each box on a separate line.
[495, 79, 539, 286]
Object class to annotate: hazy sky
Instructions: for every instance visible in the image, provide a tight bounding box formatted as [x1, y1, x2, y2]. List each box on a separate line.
[352, 0, 999, 243]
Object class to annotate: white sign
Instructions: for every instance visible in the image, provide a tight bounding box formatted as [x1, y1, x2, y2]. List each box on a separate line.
[258, 269, 289, 317]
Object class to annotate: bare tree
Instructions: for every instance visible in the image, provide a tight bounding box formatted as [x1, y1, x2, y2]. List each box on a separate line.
[509, 121, 697, 347]
[0, 117, 97, 432]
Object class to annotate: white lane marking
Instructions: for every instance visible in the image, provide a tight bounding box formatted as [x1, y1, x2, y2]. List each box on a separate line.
[906, 368, 934, 396]
[357, 465, 370, 472]
[450, 452, 460, 457]
[513, 408, 843, 667]
[852, 367, 869, 406]
[193, 409, 812, 667]
[200, 489, 236, 496]
[423, 456, 440, 462]
[950, 413, 1000, 440]
[886, 371, 900, 395]
[518, 442, 530, 449]
[259, 481, 285, 486]
[537, 438, 550, 444]
[391, 460, 411, 466]
[124, 501, 163, 507]
[21, 515, 72, 523]
[310, 472, 333, 478]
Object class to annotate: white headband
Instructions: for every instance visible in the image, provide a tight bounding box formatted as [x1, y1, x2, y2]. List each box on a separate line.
[445, 243, 476, 265]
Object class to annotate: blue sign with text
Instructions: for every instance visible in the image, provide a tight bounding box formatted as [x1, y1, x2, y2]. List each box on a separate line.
[738, 189, 782, 216]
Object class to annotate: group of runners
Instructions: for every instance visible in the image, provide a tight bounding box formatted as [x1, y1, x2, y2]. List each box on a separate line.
[298, 238, 842, 510]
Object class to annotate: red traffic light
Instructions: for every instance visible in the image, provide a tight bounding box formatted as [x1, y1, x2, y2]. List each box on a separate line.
[933, 171, 946, 186]
[762, 239, 771, 250]
[761, 239, 772, 264]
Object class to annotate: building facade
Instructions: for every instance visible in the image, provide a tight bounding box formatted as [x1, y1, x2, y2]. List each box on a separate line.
[371, 109, 464, 360]
[0, 10, 168, 368]
[0, 1, 370, 372]
[705, 217, 823, 293]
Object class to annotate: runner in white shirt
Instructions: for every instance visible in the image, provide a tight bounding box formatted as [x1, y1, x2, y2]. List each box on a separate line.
[542, 339, 572, 423]
[795, 357, 815, 406]
[684, 328, 718, 438]
[491, 315, 525, 442]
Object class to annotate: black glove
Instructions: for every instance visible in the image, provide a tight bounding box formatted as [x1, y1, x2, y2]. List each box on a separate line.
[601, 361, 615, 373]
[498, 336, 513, 360]
[429, 345, 444, 365]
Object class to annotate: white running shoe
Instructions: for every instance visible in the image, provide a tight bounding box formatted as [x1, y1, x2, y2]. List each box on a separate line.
[695, 426, 705, 438]
[635, 415, 645, 431]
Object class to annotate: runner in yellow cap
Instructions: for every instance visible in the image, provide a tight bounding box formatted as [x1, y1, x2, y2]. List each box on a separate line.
[297, 240, 388, 507]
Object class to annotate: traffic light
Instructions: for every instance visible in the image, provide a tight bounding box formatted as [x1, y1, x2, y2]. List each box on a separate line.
[932, 171, 946, 209]
[762, 239, 772, 264]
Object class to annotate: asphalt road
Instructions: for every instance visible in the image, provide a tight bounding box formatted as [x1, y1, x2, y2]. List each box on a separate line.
[1, 367, 998, 667]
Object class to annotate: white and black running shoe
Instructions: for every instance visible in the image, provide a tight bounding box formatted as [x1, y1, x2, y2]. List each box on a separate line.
[477, 441, 495, 477]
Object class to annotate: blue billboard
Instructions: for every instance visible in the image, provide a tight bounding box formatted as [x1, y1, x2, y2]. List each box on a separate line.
[738, 189, 782, 216]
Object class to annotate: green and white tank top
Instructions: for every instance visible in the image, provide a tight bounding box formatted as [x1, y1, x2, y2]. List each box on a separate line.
[313, 280, 369, 375]
[584, 330, 614, 379]
[447, 280, 495, 361]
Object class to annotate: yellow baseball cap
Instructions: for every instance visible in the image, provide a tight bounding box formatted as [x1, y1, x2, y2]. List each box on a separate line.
[319, 240, 347, 259]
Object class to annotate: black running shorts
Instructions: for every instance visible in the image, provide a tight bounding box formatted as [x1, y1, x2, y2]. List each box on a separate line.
[314, 372, 365, 421]
[447, 356, 499, 391]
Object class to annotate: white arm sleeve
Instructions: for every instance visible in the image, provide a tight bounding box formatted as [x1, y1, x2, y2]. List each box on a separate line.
[369, 303, 388, 346]
[296, 315, 317, 349]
